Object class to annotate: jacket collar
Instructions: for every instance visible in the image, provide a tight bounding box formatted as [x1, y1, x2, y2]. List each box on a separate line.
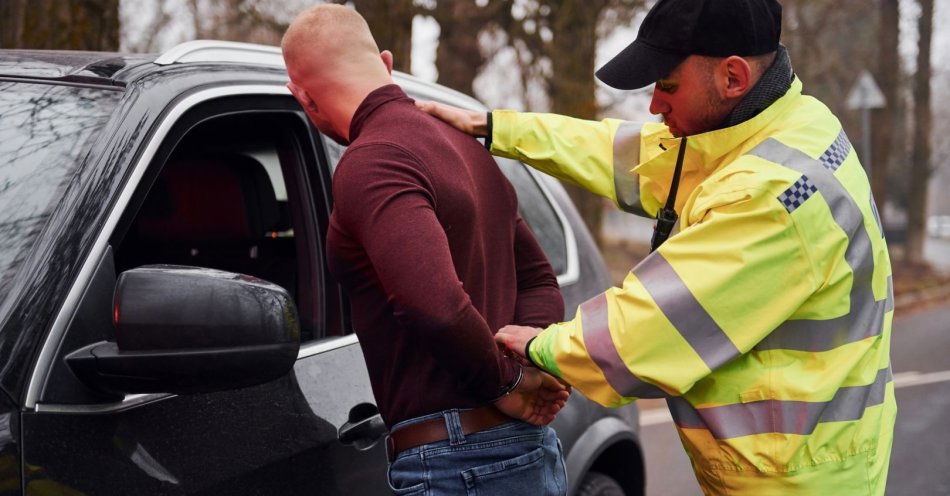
[633, 77, 803, 206]
[718, 45, 794, 129]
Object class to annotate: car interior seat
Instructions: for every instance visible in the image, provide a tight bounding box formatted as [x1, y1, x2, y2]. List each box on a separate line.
[117, 152, 297, 298]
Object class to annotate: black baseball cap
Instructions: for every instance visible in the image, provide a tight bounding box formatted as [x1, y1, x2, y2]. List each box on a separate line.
[596, 0, 783, 90]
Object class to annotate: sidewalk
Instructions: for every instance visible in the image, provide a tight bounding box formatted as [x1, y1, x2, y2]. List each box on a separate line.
[892, 259, 950, 313]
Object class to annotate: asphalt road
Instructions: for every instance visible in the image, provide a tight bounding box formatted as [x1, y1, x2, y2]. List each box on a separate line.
[638, 303, 950, 496]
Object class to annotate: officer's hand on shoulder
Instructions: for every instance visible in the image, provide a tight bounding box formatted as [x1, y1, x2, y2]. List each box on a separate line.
[415, 100, 488, 137]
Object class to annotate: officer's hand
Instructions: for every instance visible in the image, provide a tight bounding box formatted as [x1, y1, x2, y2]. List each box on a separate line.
[415, 100, 488, 137]
[495, 325, 543, 360]
[493, 367, 570, 425]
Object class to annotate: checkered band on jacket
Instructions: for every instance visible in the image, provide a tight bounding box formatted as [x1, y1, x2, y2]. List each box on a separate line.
[778, 175, 818, 213]
[819, 130, 852, 172]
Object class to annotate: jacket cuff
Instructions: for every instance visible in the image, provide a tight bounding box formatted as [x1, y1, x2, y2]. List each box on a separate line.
[524, 336, 540, 368]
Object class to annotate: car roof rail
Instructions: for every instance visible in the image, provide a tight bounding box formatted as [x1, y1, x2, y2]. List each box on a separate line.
[153, 39, 485, 110]
[154, 40, 284, 67]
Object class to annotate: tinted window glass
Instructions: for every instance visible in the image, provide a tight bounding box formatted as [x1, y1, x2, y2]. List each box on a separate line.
[496, 158, 567, 275]
[0, 82, 120, 299]
[115, 113, 312, 335]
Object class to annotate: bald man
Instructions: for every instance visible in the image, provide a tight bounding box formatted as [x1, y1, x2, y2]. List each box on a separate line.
[282, 5, 569, 495]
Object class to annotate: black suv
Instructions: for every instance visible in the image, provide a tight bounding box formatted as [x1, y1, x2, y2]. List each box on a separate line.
[0, 41, 645, 495]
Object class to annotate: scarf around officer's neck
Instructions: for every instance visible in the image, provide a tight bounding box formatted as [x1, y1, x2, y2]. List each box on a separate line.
[717, 44, 794, 130]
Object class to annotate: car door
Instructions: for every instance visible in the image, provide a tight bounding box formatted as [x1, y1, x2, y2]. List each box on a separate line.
[20, 87, 390, 495]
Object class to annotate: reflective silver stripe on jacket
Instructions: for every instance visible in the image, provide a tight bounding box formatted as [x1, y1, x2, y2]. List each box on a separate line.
[748, 135, 893, 352]
[580, 294, 668, 398]
[613, 121, 648, 217]
[668, 366, 892, 439]
[870, 194, 885, 238]
[634, 253, 742, 371]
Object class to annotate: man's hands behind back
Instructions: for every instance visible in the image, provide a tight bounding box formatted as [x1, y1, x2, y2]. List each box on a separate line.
[413, 100, 569, 425]
[494, 366, 569, 426]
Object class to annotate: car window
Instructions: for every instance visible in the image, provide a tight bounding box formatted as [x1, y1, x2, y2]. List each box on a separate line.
[495, 158, 568, 276]
[115, 112, 320, 339]
[0, 82, 120, 311]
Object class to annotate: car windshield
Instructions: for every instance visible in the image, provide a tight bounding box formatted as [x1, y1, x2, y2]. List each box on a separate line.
[0, 82, 120, 304]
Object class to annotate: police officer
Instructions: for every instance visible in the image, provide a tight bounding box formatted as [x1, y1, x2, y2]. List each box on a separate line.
[418, 0, 896, 494]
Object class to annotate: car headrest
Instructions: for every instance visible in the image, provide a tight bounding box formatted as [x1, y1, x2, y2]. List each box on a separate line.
[137, 153, 281, 242]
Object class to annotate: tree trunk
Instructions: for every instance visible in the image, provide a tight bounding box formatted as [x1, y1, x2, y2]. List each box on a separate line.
[547, 0, 607, 247]
[0, 0, 119, 50]
[781, 0, 877, 154]
[905, 0, 934, 264]
[433, 2, 487, 97]
[0, 0, 26, 48]
[432, 1, 515, 97]
[351, 0, 415, 73]
[870, 0, 900, 226]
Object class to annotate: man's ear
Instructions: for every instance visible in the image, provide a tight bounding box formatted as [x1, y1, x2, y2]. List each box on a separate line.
[380, 50, 394, 74]
[721, 56, 753, 99]
[292, 83, 319, 115]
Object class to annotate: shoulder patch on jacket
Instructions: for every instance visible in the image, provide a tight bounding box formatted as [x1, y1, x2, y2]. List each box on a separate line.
[777, 175, 817, 213]
[819, 130, 852, 172]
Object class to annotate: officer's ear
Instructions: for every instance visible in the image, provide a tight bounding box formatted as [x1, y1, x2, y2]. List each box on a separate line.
[717, 56, 753, 100]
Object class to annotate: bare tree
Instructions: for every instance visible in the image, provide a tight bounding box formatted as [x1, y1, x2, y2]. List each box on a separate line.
[428, 0, 513, 96]
[506, 0, 644, 247]
[871, 0, 901, 225]
[122, 1, 173, 53]
[188, 0, 287, 46]
[782, 0, 879, 152]
[906, 0, 935, 264]
[349, 0, 417, 73]
[782, 0, 919, 228]
[0, 0, 120, 50]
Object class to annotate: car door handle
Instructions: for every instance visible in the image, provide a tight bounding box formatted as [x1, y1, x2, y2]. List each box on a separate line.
[338, 410, 388, 451]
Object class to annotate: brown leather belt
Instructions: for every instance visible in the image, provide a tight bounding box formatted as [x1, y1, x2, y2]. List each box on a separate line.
[387, 406, 512, 461]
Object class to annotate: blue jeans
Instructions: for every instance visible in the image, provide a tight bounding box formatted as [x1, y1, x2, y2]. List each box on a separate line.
[387, 409, 567, 495]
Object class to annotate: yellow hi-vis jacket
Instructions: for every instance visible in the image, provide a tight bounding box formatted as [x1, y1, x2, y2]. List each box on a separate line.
[491, 78, 895, 495]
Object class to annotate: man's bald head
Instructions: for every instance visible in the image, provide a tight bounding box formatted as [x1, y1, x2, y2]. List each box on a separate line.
[281, 4, 395, 144]
[282, 4, 387, 82]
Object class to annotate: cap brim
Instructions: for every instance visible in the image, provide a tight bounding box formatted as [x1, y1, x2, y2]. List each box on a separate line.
[596, 40, 687, 90]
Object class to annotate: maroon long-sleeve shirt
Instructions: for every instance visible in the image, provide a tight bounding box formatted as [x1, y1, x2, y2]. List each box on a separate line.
[326, 84, 564, 427]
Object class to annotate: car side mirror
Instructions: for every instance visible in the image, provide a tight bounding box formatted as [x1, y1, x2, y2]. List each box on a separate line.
[66, 265, 300, 395]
